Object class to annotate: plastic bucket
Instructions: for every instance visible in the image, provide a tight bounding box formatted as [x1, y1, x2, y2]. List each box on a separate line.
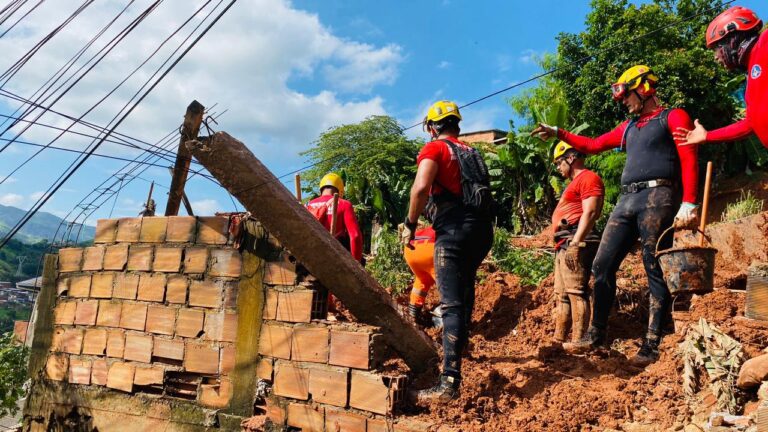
[655, 227, 717, 295]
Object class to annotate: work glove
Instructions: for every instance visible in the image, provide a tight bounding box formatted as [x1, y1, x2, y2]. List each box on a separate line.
[530, 122, 558, 141]
[399, 217, 417, 249]
[673, 202, 699, 229]
[564, 242, 583, 272]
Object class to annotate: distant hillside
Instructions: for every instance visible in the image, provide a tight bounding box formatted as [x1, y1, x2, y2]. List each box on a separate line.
[0, 204, 94, 244]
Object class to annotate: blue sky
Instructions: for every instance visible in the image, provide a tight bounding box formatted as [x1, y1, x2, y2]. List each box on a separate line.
[0, 0, 765, 238]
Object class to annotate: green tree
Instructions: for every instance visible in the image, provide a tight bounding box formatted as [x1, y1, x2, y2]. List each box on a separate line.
[0, 333, 28, 417]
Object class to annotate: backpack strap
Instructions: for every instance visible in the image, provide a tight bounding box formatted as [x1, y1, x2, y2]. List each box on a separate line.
[620, 118, 637, 151]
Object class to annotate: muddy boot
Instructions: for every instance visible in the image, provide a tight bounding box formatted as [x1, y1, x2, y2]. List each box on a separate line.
[563, 326, 607, 353]
[413, 375, 460, 404]
[407, 304, 421, 320]
[553, 296, 571, 343]
[629, 336, 660, 367]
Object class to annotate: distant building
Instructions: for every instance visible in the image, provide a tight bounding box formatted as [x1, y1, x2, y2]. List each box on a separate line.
[16, 277, 42, 290]
[0, 281, 11, 289]
[459, 129, 508, 145]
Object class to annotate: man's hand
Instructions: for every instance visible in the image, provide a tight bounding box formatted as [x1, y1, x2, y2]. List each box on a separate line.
[399, 218, 417, 249]
[674, 202, 699, 229]
[530, 122, 558, 141]
[564, 244, 582, 272]
[673, 119, 708, 146]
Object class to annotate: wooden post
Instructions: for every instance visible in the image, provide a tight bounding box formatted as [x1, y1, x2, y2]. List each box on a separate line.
[329, 192, 340, 236]
[294, 174, 302, 201]
[145, 181, 155, 210]
[699, 161, 714, 246]
[167, 167, 195, 216]
[165, 100, 205, 216]
[186, 132, 437, 371]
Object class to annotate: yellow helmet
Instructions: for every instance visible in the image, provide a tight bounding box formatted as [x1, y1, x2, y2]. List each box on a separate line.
[423, 100, 462, 127]
[552, 141, 575, 162]
[319, 173, 344, 197]
[611, 65, 659, 100]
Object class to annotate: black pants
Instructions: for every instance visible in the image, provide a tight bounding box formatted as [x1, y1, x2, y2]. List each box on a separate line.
[433, 205, 493, 379]
[591, 186, 679, 339]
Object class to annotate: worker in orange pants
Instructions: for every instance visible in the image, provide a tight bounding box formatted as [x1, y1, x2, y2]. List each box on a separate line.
[403, 226, 436, 320]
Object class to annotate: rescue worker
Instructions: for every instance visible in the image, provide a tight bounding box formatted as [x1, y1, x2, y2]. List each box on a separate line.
[306, 173, 363, 262]
[403, 225, 436, 321]
[531, 66, 699, 366]
[402, 101, 493, 402]
[674, 6, 767, 147]
[549, 142, 604, 351]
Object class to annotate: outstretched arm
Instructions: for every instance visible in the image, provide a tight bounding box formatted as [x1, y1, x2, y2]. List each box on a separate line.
[674, 118, 753, 145]
[531, 122, 627, 154]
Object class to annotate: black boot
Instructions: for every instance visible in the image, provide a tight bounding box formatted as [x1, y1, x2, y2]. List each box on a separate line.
[629, 336, 660, 366]
[562, 326, 607, 353]
[407, 304, 421, 320]
[414, 374, 460, 403]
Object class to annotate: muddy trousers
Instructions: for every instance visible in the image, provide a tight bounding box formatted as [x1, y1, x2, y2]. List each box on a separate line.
[591, 186, 679, 339]
[553, 242, 598, 343]
[433, 206, 493, 379]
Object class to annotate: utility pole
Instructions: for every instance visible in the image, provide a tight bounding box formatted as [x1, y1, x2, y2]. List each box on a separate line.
[165, 100, 205, 216]
[15, 256, 26, 277]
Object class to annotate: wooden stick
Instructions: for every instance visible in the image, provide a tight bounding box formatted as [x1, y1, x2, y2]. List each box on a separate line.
[329, 192, 340, 236]
[294, 174, 302, 201]
[699, 161, 713, 246]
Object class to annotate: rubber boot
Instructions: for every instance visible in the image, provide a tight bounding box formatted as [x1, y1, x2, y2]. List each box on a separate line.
[563, 326, 607, 353]
[413, 374, 460, 404]
[407, 304, 421, 320]
[629, 335, 661, 367]
[553, 296, 571, 343]
[569, 293, 590, 342]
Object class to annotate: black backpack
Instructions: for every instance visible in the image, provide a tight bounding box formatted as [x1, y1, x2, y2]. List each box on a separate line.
[440, 139, 496, 216]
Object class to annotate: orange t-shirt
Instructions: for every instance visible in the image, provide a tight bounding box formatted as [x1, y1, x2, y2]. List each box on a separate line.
[551, 169, 604, 232]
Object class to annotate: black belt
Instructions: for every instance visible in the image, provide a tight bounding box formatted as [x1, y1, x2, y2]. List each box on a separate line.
[620, 179, 673, 194]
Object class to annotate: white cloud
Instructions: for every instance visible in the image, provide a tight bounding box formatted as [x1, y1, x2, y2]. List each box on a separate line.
[29, 191, 46, 201]
[437, 61, 451, 69]
[518, 49, 541, 65]
[190, 199, 220, 215]
[0, 193, 25, 206]
[0, 176, 17, 184]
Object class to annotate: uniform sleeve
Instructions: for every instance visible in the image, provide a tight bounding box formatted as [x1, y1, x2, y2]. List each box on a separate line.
[557, 122, 628, 154]
[667, 108, 699, 204]
[416, 141, 443, 165]
[578, 172, 605, 200]
[341, 202, 363, 261]
[706, 119, 754, 143]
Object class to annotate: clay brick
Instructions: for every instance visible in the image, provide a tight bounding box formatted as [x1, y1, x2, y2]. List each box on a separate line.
[68, 274, 91, 298]
[13, 321, 28, 344]
[166, 216, 197, 243]
[203, 311, 223, 341]
[54, 301, 77, 325]
[90, 273, 114, 298]
[113, 273, 139, 299]
[50, 327, 66, 352]
[134, 365, 164, 386]
[367, 418, 390, 432]
[220, 345, 235, 374]
[94, 219, 119, 243]
[183, 247, 208, 274]
[127, 246, 153, 271]
[46, 353, 68, 381]
[124, 333, 153, 363]
[258, 323, 292, 359]
[263, 257, 296, 285]
[196, 216, 229, 245]
[58, 248, 83, 273]
[82, 328, 107, 355]
[62, 328, 84, 354]
[165, 275, 188, 304]
[292, 326, 329, 363]
[222, 312, 237, 342]
[115, 217, 142, 243]
[96, 301, 122, 327]
[184, 343, 219, 374]
[103, 243, 129, 271]
[139, 217, 168, 243]
[209, 249, 242, 278]
[153, 247, 183, 273]
[137, 273, 166, 302]
[153, 338, 184, 361]
[275, 290, 314, 323]
[257, 357, 273, 381]
[81, 246, 105, 271]
[286, 403, 324, 432]
[57, 278, 69, 296]
[274, 361, 310, 400]
[120, 303, 147, 331]
[223, 281, 238, 309]
[393, 420, 434, 432]
[349, 371, 402, 415]
[188, 280, 222, 308]
[264, 289, 278, 320]
[146, 306, 176, 335]
[200, 377, 232, 408]
[69, 358, 92, 385]
[107, 362, 135, 392]
[106, 329, 125, 358]
[91, 359, 108, 385]
[329, 330, 371, 369]
[266, 399, 286, 425]
[309, 364, 348, 407]
[176, 308, 204, 338]
[325, 409, 366, 432]
[74, 300, 98, 326]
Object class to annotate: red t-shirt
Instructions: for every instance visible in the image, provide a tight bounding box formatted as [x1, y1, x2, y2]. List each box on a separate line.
[707, 31, 768, 147]
[416, 136, 471, 197]
[306, 195, 363, 261]
[551, 169, 605, 232]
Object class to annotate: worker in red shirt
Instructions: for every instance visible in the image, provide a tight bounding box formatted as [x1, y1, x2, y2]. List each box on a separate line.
[402, 101, 493, 403]
[306, 173, 363, 262]
[532, 66, 699, 366]
[549, 142, 604, 351]
[403, 226, 436, 321]
[675, 7, 767, 148]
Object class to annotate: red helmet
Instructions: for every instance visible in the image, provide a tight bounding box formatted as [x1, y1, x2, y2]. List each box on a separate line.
[706, 6, 762, 48]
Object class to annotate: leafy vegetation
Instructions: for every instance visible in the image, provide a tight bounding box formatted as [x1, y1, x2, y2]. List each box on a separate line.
[490, 228, 554, 286]
[365, 227, 411, 295]
[0, 239, 52, 283]
[0, 332, 29, 418]
[0, 306, 31, 334]
[721, 190, 764, 222]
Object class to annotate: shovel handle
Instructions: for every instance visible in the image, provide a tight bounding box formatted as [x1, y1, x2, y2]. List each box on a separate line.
[698, 161, 713, 247]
